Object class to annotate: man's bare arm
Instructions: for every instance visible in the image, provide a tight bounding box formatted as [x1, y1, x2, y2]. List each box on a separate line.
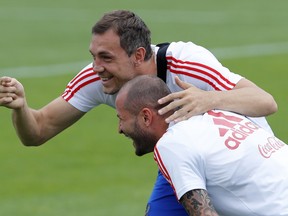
[12, 96, 85, 146]
[0, 76, 85, 146]
[180, 189, 219, 216]
[158, 77, 277, 123]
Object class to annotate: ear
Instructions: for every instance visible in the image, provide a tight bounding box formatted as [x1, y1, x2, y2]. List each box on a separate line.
[139, 108, 153, 127]
[134, 47, 146, 65]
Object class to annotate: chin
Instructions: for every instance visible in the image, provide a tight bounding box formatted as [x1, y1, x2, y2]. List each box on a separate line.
[135, 148, 150, 157]
[103, 87, 119, 95]
[135, 151, 145, 157]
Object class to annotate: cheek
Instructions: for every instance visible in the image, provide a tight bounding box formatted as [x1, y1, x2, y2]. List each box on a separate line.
[121, 121, 133, 134]
[118, 121, 123, 133]
[115, 61, 136, 79]
[113, 76, 133, 91]
[119, 121, 126, 132]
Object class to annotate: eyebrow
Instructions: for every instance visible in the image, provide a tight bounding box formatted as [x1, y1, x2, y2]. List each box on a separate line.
[99, 51, 114, 58]
[90, 48, 114, 56]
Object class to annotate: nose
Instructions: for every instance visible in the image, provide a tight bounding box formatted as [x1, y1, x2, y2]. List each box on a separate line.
[118, 122, 125, 134]
[92, 61, 104, 73]
[118, 124, 123, 134]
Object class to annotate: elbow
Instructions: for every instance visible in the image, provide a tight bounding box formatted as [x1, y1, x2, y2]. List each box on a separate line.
[22, 141, 43, 147]
[22, 142, 43, 147]
[265, 94, 278, 116]
[20, 137, 45, 147]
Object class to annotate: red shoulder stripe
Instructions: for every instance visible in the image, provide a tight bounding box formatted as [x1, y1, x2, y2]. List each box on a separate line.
[69, 67, 94, 84]
[167, 56, 236, 90]
[62, 67, 100, 101]
[154, 147, 177, 197]
[63, 77, 100, 101]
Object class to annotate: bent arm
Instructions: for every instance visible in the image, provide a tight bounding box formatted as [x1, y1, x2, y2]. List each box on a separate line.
[12, 96, 85, 146]
[211, 78, 277, 116]
[159, 77, 277, 123]
[180, 189, 219, 216]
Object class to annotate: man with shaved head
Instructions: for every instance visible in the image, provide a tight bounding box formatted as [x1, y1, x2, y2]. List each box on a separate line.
[116, 75, 288, 216]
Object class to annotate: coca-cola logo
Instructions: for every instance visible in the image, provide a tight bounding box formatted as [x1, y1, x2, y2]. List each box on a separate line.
[258, 137, 285, 158]
[208, 110, 259, 150]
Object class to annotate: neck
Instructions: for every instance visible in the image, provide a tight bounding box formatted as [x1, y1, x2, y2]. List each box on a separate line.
[139, 54, 157, 76]
[152, 116, 169, 142]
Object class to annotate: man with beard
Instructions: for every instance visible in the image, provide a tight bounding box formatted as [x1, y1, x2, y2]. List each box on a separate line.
[116, 75, 288, 216]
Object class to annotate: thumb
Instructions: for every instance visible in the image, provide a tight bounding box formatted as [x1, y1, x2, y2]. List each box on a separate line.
[175, 76, 193, 90]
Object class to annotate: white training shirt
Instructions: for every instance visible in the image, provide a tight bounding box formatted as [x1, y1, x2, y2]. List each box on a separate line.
[61, 41, 272, 133]
[154, 110, 288, 215]
[62, 41, 242, 110]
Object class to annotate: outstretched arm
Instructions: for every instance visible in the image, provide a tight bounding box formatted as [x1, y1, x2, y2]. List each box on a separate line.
[158, 76, 277, 123]
[180, 189, 219, 216]
[0, 77, 85, 146]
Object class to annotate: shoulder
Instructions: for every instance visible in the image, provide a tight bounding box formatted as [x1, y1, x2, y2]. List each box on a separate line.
[166, 41, 224, 68]
[62, 63, 112, 111]
[157, 117, 205, 149]
[63, 63, 102, 99]
[157, 115, 219, 152]
[67, 63, 100, 87]
[167, 41, 212, 56]
[165, 42, 242, 91]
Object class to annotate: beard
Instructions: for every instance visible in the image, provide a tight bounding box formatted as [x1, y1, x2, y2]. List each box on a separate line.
[129, 121, 158, 156]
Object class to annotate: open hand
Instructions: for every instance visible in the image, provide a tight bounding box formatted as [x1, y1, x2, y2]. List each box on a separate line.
[158, 76, 213, 123]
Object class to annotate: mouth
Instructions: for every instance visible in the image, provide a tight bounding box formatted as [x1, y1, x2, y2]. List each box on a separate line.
[124, 133, 131, 139]
[101, 77, 112, 81]
[100, 76, 113, 85]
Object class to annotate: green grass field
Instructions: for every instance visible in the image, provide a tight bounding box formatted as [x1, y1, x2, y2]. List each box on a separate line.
[0, 0, 287, 215]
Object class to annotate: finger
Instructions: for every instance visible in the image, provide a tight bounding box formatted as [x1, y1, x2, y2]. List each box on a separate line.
[7, 78, 17, 86]
[0, 92, 16, 98]
[164, 111, 182, 123]
[158, 91, 183, 104]
[166, 103, 190, 121]
[158, 102, 175, 115]
[158, 98, 184, 115]
[0, 85, 17, 94]
[6, 92, 17, 100]
[0, 96, 14, 105]
[0, 77, 12, 85]
[173, 111, 195, 123]
[175, 76, 193, 90]
[164, 108, 190, 123]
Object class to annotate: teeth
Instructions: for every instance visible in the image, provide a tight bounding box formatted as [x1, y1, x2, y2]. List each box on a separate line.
[102, 77, 111, 81]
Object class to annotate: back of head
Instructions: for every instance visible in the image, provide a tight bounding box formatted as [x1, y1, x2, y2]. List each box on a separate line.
[92, 10, 152, 61]
[119, 75, 171, 115]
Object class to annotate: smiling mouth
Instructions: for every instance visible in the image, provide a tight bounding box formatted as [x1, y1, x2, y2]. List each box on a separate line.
[100, 76, 114, 85]
[124, 133, 130, 138]
[101, 76, 112, 81]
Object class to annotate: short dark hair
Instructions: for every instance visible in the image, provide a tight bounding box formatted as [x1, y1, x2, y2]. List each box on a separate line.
[121, 75, 171, 115]
[92, 10, 152, 61]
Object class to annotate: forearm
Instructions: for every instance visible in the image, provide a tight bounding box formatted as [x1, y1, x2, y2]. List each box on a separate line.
[158, 77, 277, 123]
[180, 189, 219, 216]
[211, 85, 277, 117]
[12, 102, 45, 146]
[12, 97, 85, 146]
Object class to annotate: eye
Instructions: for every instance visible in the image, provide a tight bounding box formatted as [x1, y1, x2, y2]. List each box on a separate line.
[116, 114, 122, 121]
[102, 56, 112, 62]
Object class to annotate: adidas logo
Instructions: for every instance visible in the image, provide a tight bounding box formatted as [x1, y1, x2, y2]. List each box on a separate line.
[208, 110, 259, 150]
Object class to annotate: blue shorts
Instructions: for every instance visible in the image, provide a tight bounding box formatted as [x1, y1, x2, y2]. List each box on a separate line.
[145, 170, 188, 216]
